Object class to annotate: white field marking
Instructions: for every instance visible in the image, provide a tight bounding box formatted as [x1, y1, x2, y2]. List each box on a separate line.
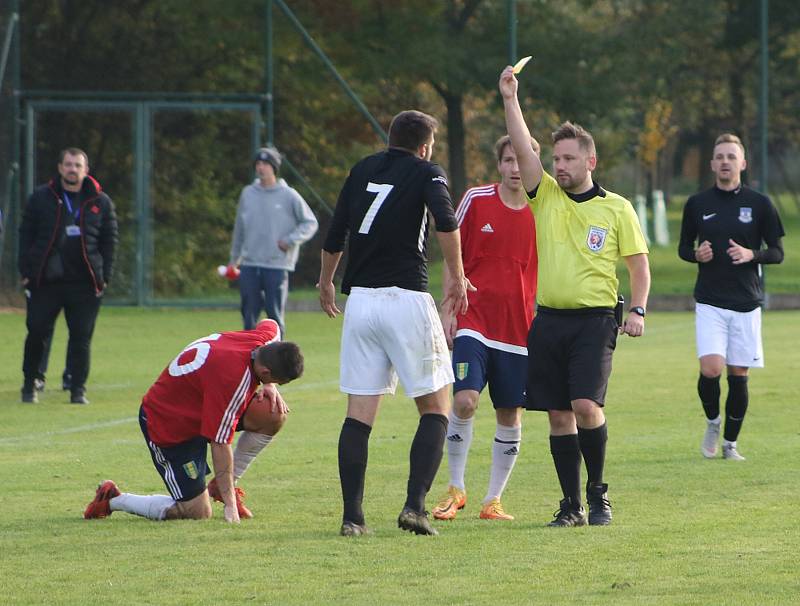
[41, 381, 135, 391]
[0, 417, 137, 445]
[0, 380, 339, 445]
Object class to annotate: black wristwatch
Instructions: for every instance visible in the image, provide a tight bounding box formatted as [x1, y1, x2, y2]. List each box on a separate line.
[629, 306, 646, 317]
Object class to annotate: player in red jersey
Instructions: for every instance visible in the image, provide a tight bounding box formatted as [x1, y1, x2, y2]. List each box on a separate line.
[83, 319, 304, 523]
[432, 135, 539, 522]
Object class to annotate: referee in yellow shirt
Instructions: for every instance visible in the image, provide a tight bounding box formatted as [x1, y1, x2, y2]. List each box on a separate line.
[499, 66, 651, 526]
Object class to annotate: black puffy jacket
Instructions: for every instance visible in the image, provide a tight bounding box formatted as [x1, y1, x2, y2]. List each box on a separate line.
[18, 175, 118, 293]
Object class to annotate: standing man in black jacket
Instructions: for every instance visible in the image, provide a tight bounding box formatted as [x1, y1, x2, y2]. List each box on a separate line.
[678, 133, 784, 461]
[19, 147, 118, 404]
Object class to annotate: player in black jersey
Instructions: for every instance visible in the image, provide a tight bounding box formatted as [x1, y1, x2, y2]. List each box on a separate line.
[319, 110, 473, 536]
[678, 133, 784, 461]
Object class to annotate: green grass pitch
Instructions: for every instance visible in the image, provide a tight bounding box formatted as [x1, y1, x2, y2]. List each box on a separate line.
[1, 307, 798, 605]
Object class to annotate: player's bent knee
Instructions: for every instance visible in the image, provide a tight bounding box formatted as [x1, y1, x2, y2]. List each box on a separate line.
[173, 493, 213, 520]
[453, 390, 479, 418]
[242, 400, 288, 435]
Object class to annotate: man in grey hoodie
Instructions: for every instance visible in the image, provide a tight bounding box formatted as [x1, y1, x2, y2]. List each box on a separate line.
[229, 147, 318, 336]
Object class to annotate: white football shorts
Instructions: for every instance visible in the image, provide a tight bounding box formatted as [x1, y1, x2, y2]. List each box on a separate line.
[340, 286, 454, 397]
[695, 302, 763, 368]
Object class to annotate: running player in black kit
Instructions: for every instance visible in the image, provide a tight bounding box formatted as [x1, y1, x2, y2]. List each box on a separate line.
[678, 133, 784, 461]
[318, 110, 473, 536]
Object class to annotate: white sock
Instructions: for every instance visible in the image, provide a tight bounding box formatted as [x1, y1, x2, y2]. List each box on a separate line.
[233, 432, 273, 481]
[709, 416, 721, 425]
[484, 424, 521, 503]
[110, 493, 175, 520]
[723, 439, 736, 448]
[446, 412, 473, 491]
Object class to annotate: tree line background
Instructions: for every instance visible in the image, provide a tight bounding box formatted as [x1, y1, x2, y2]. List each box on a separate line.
[1, 0, 798, 299]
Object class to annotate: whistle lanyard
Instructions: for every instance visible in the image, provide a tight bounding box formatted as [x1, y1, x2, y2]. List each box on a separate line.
[63, 192, 80, 223]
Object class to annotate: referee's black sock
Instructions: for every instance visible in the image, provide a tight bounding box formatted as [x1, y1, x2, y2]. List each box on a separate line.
[723, 375, 749, 442]
[405, 413, 448, 513]
[549, 434, 581, 505]
[578, 422, 607, 488]
[338, 417, 372, 525]
[698, 374, 721, 420]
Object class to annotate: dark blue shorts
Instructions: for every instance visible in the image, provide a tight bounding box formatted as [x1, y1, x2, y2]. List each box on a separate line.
[451, 335, 528, 409]
[139, 404, 210, 502]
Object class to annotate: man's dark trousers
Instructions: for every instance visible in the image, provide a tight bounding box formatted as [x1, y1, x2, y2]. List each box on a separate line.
[23, 282, 102, 392]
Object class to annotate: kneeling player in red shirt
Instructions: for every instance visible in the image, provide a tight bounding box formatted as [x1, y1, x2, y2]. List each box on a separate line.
[83, 319, 304, 523]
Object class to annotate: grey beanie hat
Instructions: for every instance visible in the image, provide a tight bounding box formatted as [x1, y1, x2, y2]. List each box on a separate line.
[254, 146, 282, 172]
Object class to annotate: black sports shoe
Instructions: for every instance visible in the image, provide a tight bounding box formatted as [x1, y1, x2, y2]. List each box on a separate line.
[397, 507, 439, 536]
[586, 483, 612, 525]
[70, 389, 90, 405]
[21, 386, 38, 404]
[547, 497, 587, 527]
[340, 521, 372, 537]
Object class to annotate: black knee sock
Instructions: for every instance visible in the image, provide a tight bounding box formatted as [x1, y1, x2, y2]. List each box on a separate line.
[578, 423, 607, 488]
[338, 417, 372, 525]
[405, 413, 448, 513]
[549, 434, 581, 505]
[724, 376, 749, 442]
[698, 374, 721, 420]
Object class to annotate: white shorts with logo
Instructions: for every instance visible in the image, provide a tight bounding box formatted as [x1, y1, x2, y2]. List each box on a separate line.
[340, 287, 454, 397]
[695, 302, 763, 368]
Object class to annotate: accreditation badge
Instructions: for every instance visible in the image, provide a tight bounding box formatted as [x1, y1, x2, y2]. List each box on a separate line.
[586, 226, 607, 252]
[456, 362, 469, 381]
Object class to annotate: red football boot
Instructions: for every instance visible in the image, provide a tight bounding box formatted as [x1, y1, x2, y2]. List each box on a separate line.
[207, 478, 253, 519]
[83, 480, 121, 519]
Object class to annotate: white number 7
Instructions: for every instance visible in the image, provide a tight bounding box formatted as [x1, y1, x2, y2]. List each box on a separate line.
[358, 182, 394, 234]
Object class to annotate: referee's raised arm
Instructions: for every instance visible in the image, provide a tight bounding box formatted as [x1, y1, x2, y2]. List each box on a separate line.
[499, 66, 543, 194]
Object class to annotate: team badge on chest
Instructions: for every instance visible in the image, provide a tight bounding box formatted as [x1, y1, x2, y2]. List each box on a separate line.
[586, 226, 607, 252]
[738, 207, 753, 223]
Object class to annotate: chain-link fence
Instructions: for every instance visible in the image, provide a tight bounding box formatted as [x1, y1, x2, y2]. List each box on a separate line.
[22, 101, 264, 305]
[0, 1, 351, 307]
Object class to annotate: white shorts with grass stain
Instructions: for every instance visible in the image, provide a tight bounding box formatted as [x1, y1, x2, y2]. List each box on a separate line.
[340, 287, 454, 397]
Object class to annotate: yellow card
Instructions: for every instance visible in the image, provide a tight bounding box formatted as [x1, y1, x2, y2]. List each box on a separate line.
[512, 55, 533, 74]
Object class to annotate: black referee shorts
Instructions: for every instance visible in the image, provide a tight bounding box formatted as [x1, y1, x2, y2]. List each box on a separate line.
[525, 306, 618, 411]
